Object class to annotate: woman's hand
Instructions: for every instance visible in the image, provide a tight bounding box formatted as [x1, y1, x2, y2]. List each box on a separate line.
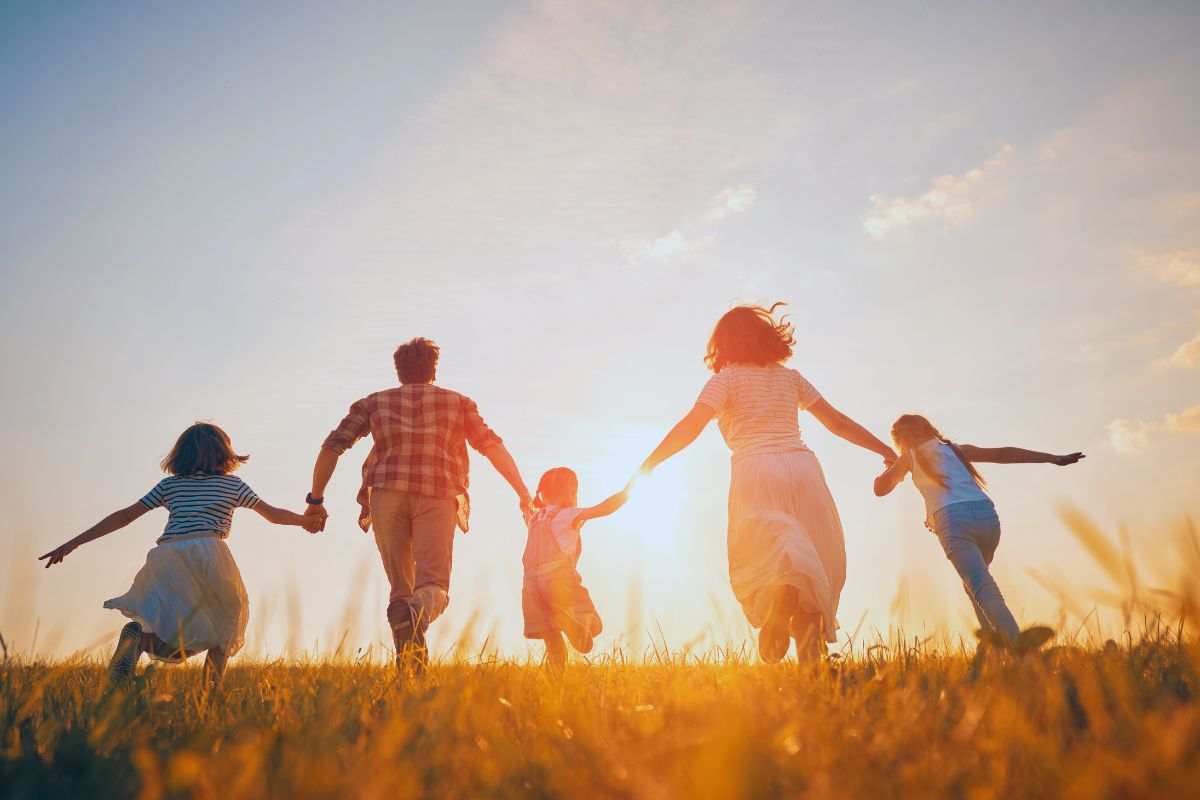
[1053, 452, 1086, 466]
[38, 542, 76, 568]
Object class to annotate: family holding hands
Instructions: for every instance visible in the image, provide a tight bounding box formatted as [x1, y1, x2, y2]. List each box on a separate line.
[40, 303, 1084, 686]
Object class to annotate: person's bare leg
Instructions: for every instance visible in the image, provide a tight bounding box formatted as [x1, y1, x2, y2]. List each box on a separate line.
[790, 612, 826, 662]
[759, 585, 798, 663]
[543, 633, 567, 672]
[203, 647, 228, 692]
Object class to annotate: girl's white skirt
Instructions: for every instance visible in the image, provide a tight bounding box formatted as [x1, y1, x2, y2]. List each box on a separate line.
[104, 533, 248, 661]
[727, 450, 845, 642]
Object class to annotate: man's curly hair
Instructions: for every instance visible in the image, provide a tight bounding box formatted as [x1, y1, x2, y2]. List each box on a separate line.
[394, 337, 440, 384]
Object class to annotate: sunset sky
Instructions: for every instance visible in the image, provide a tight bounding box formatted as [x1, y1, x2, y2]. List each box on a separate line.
[3, 2, 1199, 660]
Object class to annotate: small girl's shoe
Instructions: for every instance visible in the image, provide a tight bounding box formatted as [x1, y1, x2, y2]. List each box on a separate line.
[108, 622, 144, 682]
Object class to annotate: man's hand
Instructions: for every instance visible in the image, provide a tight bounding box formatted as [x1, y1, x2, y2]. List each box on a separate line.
[305, 504, 329, 532]
[38, 542, 75, 568]
[518, 494, 532, 520]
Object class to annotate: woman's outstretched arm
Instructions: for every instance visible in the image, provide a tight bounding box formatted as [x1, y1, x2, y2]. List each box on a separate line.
[958, 445, 1085, 466]
[38, 502, 150, 568]
[641, 404, 715, 473]
[807, 399, 897, 464]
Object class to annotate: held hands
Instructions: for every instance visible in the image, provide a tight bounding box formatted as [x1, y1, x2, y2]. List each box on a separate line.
[38, 542, 76, 568]
[300, 511, 325, 534]
[304, 503, 328, 533]
[1053, 452, 1086, 466]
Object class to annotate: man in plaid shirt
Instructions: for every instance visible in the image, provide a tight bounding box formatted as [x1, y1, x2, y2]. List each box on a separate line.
[304, 338, 531, 672]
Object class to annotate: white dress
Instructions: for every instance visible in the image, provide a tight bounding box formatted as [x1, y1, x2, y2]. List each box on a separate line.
[103, 474, 255, 659]
[697, 363, 844, 642]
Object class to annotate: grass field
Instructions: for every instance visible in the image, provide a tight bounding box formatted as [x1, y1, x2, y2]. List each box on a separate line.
[2, 629, 1198, 799]
[4, 512, 1198, 799]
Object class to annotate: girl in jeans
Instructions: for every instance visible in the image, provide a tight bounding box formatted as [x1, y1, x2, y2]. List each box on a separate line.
[873, 414, 1083, 647]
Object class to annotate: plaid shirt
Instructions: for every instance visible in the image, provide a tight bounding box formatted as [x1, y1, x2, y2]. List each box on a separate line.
[322, 384, 502, 533]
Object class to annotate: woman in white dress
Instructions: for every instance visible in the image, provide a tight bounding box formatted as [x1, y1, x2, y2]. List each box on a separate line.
[641, 304, 896, 661]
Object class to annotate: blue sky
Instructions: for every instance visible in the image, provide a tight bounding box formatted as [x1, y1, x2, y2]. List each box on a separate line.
[3, 2, 1199, 659]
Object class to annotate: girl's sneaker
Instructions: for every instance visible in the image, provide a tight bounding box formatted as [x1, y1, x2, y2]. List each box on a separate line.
[108, 622, 144, 682]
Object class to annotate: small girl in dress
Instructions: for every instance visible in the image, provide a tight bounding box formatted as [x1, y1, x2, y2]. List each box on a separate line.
[873, 414, 1083, 649]
[39, 422, 321, 688]
[522, 467, 631, 670]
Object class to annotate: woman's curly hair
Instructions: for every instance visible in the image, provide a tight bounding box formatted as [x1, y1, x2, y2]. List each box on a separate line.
[162, 422, 249, 476]
[394, 337, 440, 384]
[704, 302, 795, 373]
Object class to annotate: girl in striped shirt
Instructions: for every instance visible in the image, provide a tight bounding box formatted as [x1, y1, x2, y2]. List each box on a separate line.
[39, 422, 321, 688]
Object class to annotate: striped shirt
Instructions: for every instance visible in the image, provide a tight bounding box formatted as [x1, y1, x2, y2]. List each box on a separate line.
[696, 363, 823, 460]
[139, 474, 260, 540]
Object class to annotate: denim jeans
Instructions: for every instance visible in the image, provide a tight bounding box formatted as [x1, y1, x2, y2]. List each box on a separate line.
[930, 500, 1020, 643]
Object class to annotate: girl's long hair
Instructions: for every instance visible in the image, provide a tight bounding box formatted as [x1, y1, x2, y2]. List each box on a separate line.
[891, 414, 985, 489]
[532, 467, 579, 510]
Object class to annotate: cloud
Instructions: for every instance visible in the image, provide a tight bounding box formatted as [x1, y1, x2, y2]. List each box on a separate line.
[863, 144, 1013, 239]
[706, 185, 757, 221]
[628, 184, 756, 264]
[644, 230, 690, 260]
[1156, 332, 1200, 369]
[1137, 249, 1200, 288]
[1108, 402, 1200, 452]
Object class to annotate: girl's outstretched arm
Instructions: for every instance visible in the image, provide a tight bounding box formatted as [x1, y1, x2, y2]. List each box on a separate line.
[807, 399, 898, 465]
[254, 501, 325, 532]
[641, 404, 715, 474]
[874, 451, 912, 496]
[574, 478, 637, 527]
[39, 502, 150, 568]
[958, 445, 1085, 466]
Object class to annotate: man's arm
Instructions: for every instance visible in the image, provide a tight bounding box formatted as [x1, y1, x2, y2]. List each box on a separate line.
[958, 445, 1085, 466]
[481, 443, 532, 513]
[306, 398, 371, 526]
[306, 446, 341, 521]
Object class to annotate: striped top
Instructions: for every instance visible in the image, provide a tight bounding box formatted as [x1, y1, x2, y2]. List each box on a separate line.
[696, 363, 823, 460]
[139, 474, 260, 540]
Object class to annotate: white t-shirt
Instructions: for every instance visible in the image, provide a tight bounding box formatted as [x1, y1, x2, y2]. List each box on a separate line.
[696, 363, 823, 460]
[909, 440, 990, 522]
